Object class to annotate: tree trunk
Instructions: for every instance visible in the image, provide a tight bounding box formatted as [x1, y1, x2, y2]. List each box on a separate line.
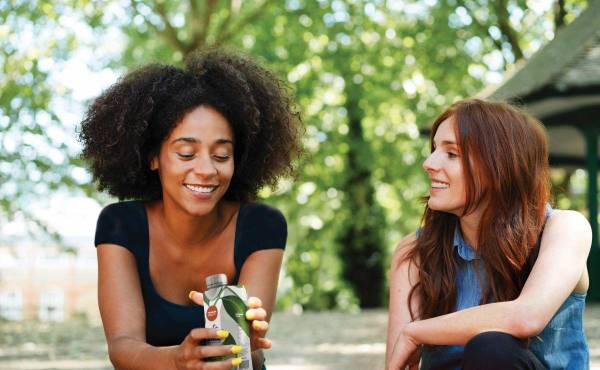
[554, 0, 567, 32]
[336, 77, 386, 308]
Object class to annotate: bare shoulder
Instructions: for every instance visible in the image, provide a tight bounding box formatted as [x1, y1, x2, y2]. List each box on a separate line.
[546, 209, 592, 236]
[392, 232, 418, 267]
[542, 209, 592, 257]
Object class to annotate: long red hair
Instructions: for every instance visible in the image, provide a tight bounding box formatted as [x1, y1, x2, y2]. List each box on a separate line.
[407, 99, 551, 320]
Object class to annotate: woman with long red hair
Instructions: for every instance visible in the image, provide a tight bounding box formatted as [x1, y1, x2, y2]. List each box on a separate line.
[386, 99, 591, 369]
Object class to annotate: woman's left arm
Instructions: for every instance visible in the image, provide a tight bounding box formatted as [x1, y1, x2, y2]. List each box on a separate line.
[238, 249, 285, 367]
[238, 249, 284, 322]
[402, 210, 592, 346]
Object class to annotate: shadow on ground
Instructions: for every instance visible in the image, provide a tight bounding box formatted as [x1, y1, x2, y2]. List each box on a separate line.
[3, 306, 600, 369]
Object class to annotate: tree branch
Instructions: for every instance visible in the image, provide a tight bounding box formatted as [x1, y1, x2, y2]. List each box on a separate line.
[187, 0, 201, 42]
[193, 0, 218, 49]
[130, 0, 191, 55]
[493, 0, 524, 61]
[554, 0, 567, 32]
[214, 0, 238, 45]
[153, 0, 195, 54]
[457, 0, 509, 65]
[215, 0, 273, 46]
[188, 0, 199, 15]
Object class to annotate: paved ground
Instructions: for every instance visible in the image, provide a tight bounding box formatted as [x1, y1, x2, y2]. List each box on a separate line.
[2, 306, 600, 369]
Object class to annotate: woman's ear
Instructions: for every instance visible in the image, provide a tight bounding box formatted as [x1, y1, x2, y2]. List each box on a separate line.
[150, 156, 159, 171]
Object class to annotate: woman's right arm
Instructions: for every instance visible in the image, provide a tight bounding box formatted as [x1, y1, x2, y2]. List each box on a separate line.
[97, 243, 174, 369]
[97, 244, 236, 370]
[386, 233, 421, 370]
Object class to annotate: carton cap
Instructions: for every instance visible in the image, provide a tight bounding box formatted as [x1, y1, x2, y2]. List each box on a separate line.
[206, 273, 228, 289]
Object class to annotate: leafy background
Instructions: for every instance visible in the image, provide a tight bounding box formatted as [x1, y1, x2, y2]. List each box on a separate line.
[0, 0, 591, 312]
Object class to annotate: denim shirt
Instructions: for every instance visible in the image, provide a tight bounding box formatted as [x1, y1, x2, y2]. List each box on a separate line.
[420, 208, 589, 370]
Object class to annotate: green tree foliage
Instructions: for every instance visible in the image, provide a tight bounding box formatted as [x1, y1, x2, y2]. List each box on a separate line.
[2, 0, 589, 309]
[0, 0, 107, 240]
[99, 0, 590, 310]
[103, 0, 424, 308]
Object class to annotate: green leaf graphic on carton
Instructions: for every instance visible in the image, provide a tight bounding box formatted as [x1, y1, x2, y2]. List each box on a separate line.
[222, 333, 237, 346]
[203, 286, 225, 306]
[222, 295, 250, 337]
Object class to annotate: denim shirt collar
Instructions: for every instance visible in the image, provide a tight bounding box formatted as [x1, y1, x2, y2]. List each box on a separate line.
[453, 225, 479, 261]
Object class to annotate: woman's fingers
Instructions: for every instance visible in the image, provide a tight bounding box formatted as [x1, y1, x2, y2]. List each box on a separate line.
[250, 336, 272, 351]
[245, 307, 267, 321]
[177, 328, 249, 370]
[188, 328, 229, 343]
[257, 337, 272, 349]
[247, 296, 262, 308]
[245, 301, 270, 351]
[188, 290, 204, 306]
[251, 320, 269, 332]
[193, 344, 243, 359]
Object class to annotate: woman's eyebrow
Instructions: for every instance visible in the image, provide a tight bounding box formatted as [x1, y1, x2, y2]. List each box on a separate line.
[441, 140, 457, 146]
[170, 137, 233, 145]
[215, 138, 233, 145]
[171, 137, 198, 144]
[433, 139, 457, 147]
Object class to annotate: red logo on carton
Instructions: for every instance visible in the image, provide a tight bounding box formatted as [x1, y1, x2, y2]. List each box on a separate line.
[206, 305, 218, 321]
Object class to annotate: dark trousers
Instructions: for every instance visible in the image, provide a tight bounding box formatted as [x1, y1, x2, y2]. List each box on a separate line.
[461, 331, 546, 370]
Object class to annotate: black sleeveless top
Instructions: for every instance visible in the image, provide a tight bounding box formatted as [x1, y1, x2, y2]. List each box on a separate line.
[94, 200, 287, 346]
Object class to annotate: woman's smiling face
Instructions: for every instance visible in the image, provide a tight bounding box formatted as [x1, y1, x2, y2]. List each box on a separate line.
[151, 105, 234, 217]
[423, 116, 467, 216]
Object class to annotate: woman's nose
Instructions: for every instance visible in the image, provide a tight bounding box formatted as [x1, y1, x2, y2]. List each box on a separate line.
[193, 155, 218, 177]
[423, 151, 440, 173]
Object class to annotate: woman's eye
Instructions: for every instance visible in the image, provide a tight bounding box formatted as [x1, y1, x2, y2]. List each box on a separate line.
[447, 152, 458, 158]
[176, 153, 194, 159]
[214, 155, 231, 162]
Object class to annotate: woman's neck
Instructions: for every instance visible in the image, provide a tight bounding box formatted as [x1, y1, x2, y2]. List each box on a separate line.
[158, 201, 226, 248]
[458, 207, 485, 250]
[459, 215, 479, 250]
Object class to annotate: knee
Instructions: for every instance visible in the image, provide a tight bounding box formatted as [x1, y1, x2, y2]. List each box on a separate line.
[462, 331, 523, 370]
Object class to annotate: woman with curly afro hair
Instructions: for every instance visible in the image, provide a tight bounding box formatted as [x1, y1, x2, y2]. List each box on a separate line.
[80, 49, 302, 370]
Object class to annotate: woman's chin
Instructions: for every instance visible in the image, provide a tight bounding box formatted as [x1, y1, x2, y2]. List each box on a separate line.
[187, 205, 218, 217]
[428, 201, 461, 216]
[427, 200, 445, 212]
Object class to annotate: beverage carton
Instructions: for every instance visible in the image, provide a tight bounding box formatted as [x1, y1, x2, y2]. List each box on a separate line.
[203, 274, 253, 370]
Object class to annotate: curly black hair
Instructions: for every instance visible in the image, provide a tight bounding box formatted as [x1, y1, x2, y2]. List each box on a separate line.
[79, 49, 303, 202]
